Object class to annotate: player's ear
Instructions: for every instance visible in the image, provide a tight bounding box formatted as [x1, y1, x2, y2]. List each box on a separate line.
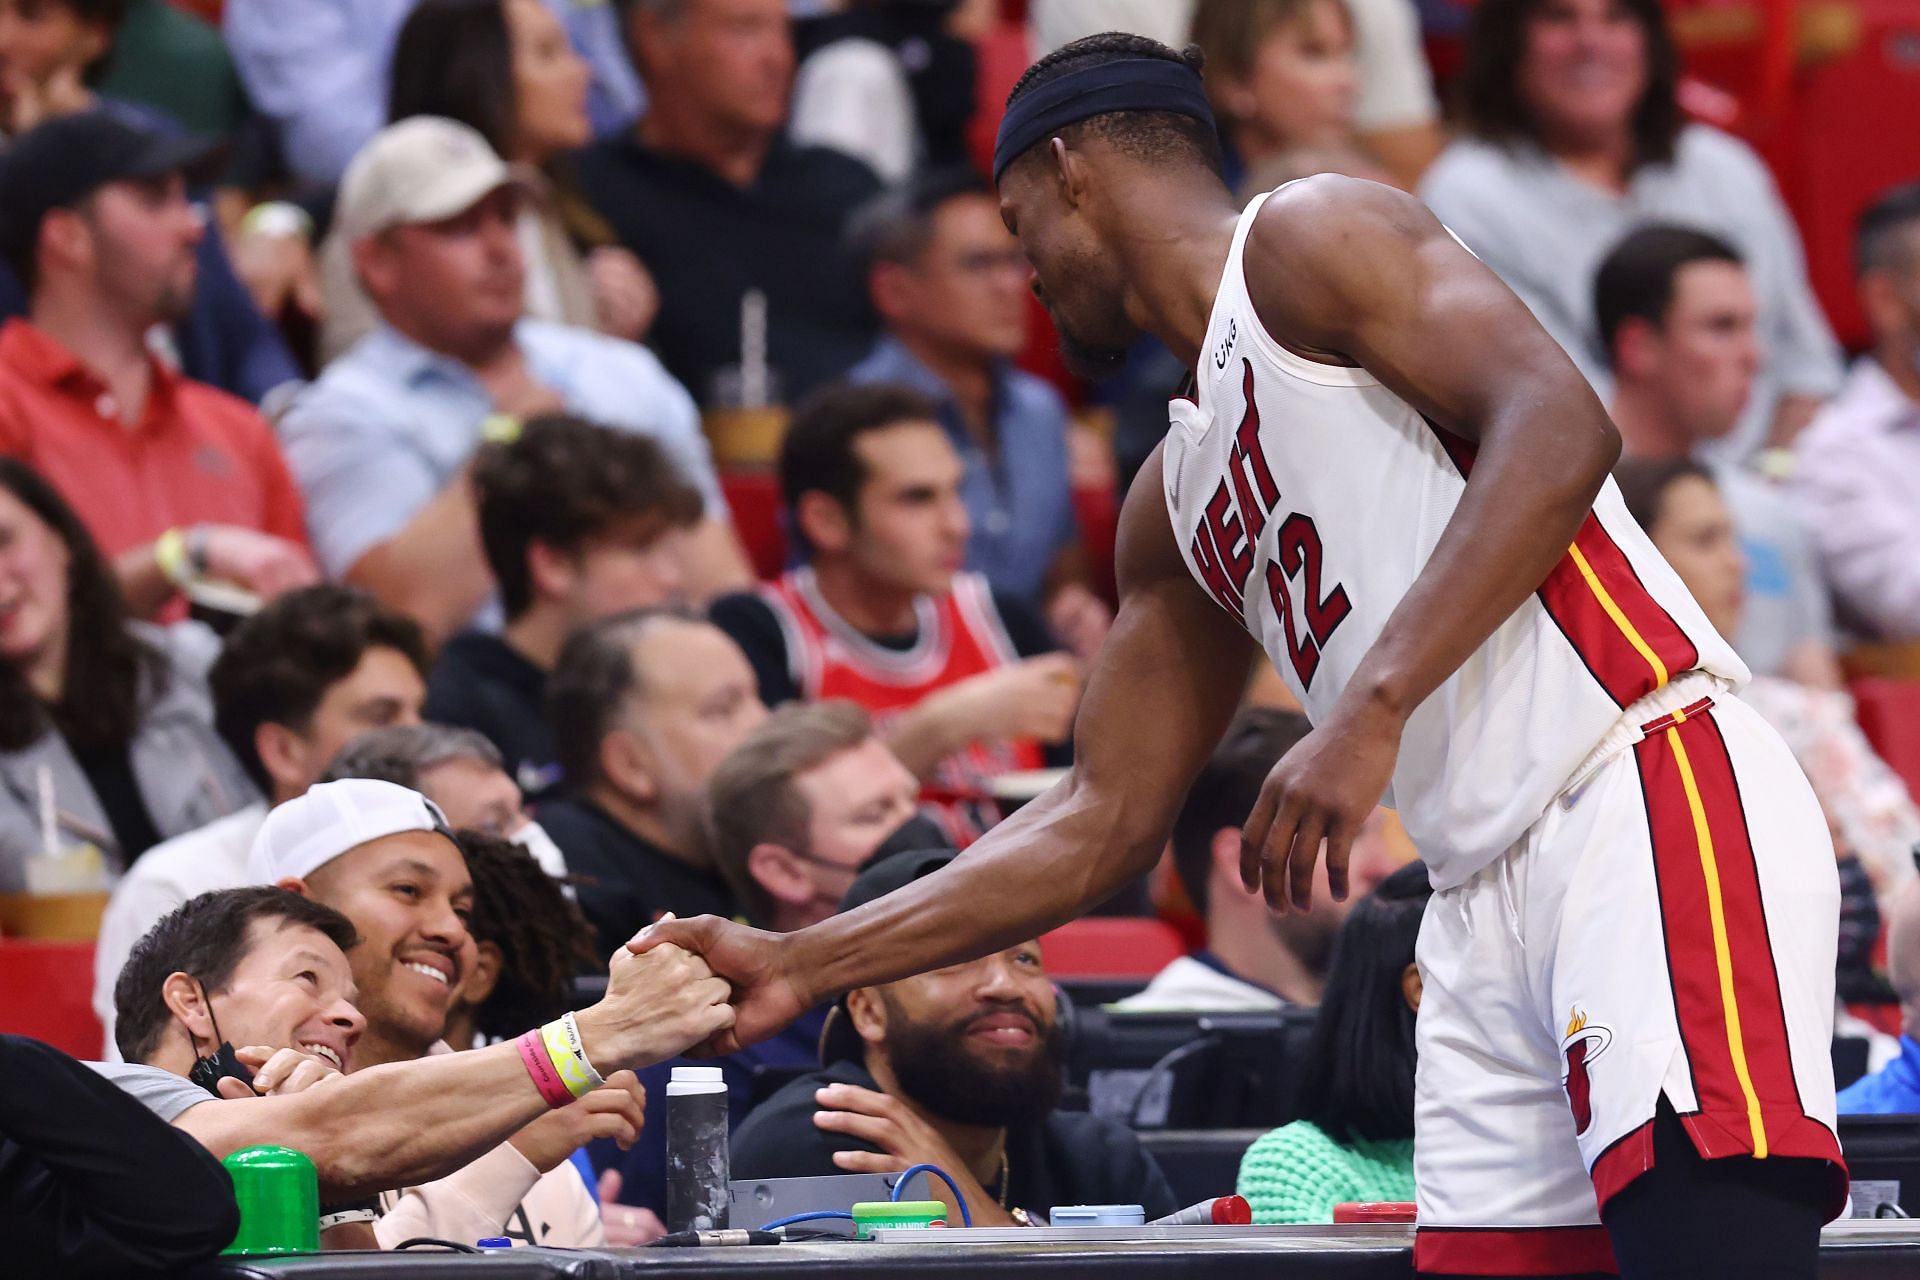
[1401, 962, 1423, 1013]
[1049, 137, 1089, 210]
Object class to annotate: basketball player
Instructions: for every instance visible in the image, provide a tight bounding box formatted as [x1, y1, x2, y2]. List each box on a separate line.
[638, 34, 1844, 1278]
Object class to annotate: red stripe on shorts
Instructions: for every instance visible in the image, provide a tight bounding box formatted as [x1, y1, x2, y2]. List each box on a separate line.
[1631, 709, 1844, 1187]
[1414, 1224, 1618, 1275]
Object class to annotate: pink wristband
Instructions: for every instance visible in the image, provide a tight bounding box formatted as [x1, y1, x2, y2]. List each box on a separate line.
[516, 1030, 574, 1109]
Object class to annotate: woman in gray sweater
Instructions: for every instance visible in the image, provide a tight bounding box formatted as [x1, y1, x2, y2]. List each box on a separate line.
[0, 459, 257, 893]
[1418, 0, 1840, 458]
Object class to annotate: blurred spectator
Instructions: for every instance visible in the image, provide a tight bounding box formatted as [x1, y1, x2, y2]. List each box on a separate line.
[445, 829, 597, 1050]
[1595, 224, 1838, 687]
[1419, 0, 1840, 456]
[733, 847, 1178, 1225]
[95, 0, 247, 144]
[248, 781, 611, 1247]
[789, 0, 987, 184]
[320, 724, 561, 871]
[427, 414, 704, 798]
[1236, 861, 1429, 1222]
[316, 0, 659, 364]
[1112, 709, 1401, 1012]
[221, 0, 643, 191]
[541, 609, 767, 954]
[0, 1032, 238, 1275]
[850, 170, 1108, 653]
[0, 110, 317, 618]
[1034, 0, 1439, 188]
[1616, 458, 1920, 902]
[1188, 0, 1361, 189]
[0, 458, 256, 892]
[578, 0, 882, 408]
[1792, 184, 1920, 643]
[709, 383, 1080, 844]
[279, 117, 746, 644]
[1839, 878, 1920, 1114]
[0, 5, 304, 406]
[707, 699, 921, 934]
[94, 584, 427, 1058]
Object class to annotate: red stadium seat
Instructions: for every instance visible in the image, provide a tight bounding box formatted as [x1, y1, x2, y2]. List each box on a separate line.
[0, 939, 103, 1060]
[1849, 677, 1920, 804]
[1040, 917, 1188, 980]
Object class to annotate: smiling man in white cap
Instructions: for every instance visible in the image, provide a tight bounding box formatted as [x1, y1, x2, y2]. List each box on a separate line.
[245, 777, 642, 1247]
[249, 778, 473, 1073]
[279, 115, 747, 646]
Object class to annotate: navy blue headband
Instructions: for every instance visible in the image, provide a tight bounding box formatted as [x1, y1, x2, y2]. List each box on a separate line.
[993, 57, 1215, 184]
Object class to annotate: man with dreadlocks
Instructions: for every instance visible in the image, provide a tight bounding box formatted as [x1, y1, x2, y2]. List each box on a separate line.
[639, 32, 1845, 1278]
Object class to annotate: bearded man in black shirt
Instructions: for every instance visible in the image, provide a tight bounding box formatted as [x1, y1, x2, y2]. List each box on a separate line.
[730, 849, 1175, 1226]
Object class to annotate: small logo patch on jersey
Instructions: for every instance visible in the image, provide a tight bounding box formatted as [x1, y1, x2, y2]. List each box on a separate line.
[1561, 1008, 1615, 1137]
[1213, 317, 1238, 370]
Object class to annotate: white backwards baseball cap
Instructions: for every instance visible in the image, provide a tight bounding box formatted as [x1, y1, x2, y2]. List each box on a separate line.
[247, 779, 458, 885]
[334, 115, 533, 242]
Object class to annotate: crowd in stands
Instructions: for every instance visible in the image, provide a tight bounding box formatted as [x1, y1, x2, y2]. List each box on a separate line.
[3, 0, 1920, 1259]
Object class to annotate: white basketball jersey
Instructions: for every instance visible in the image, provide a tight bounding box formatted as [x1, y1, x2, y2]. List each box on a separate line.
[1163, 191, 1748, 890]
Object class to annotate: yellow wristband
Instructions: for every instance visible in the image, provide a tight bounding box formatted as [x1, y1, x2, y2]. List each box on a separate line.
[481, 413, 523, 445]
[541, 1016, 602, 1099]
[153, 527, 191, 586]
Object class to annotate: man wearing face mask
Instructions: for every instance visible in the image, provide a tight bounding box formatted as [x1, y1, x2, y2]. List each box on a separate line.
[539, 608, 769, 955]
[1793, 183, 1920, 643]
[707, 700, 926, 935]
[730, 848, 1177, 1227]
[94, 584, 430, 1058]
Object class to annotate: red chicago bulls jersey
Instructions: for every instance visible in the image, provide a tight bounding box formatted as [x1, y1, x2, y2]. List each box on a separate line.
[758, 567, 1044, 843]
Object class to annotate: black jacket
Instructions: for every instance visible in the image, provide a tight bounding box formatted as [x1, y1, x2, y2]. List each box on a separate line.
[0, 1034, 238, 1275]
[538, 797, 740, 956]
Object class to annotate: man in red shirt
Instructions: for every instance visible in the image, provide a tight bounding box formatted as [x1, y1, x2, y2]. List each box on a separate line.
[0, 109, 315, 617]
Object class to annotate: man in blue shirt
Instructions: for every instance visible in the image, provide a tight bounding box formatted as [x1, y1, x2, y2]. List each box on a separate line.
[1839, 880, 1920, 1114]
[278, 118, 750, 644]
[849, 168, 1109, 658]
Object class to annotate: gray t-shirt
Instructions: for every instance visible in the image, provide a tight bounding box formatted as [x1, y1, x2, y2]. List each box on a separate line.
[88, 1061, 214, 1123]
[1419, 125, 1842, 459]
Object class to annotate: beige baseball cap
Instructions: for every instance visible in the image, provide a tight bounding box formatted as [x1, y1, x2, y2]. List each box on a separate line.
[335, 116, 533, 241]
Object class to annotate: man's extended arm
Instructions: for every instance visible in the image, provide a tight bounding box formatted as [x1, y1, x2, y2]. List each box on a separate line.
[1235, 176, 1621, 909]
[638, 451, 1256, 1050]
[171, 943, 728, 1199]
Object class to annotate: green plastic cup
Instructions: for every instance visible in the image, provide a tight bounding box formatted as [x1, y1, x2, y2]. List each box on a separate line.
[851, 1200, 947, 1239]
[220, 1144, 320, 1255]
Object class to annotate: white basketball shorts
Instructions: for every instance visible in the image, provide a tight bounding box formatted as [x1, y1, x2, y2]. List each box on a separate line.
[1411, 674, 1847, 1276]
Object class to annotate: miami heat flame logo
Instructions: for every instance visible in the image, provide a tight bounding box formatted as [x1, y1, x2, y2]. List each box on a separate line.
[1560, 1008, 1614, 1136]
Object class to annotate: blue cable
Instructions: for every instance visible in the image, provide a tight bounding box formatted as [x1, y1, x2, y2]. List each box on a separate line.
[759, 1209, 855, 1231]
[892, 1162, 972, 1228]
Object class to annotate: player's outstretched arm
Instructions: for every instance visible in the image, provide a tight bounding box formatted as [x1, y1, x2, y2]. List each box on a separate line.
[1237, 175, 1622, 911]
[635, 449, 1257, 1053]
